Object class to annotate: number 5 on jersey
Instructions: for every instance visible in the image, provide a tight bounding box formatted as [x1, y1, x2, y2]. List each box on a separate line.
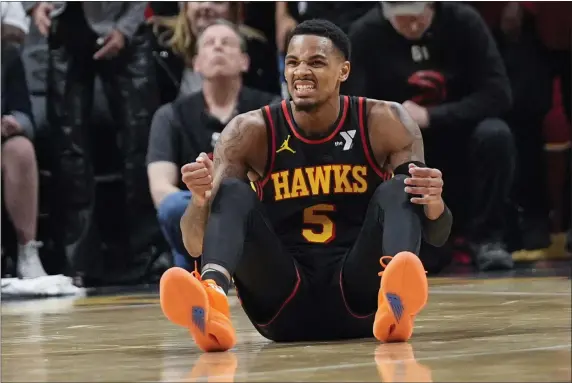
[302, 204, 336, 243]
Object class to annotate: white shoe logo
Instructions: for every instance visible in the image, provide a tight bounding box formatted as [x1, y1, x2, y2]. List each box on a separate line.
[339, 130, 356, 151]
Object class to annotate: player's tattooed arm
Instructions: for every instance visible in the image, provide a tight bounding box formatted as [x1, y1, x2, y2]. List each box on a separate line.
[369, 100, 446, 218]
[367, 100, 425, 173]
[384, 101, 425, 169]
[180, 111, 266, 257]
[211, 111, 267, 196]
[368, 100, 451, 245]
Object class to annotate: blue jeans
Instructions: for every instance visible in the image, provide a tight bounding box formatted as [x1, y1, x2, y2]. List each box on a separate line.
[157, 191, 194, 271]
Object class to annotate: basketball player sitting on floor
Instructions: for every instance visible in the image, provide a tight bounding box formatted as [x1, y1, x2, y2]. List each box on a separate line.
[160, 19, 453, 352]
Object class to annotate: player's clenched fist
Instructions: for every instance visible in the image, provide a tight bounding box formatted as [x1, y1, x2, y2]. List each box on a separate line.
[181, 152, 214, 207]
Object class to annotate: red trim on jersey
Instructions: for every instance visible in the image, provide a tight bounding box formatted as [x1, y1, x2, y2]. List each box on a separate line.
[338, 268, 375, 319]
[258, 181, 265, 200]
[260, 105, 277, 188]
[253, 181, 260, 200]
[282, 96, 349, 145]
[255, 181, 264, 201]
[256, 265, 302, 328]
[358, 97, 387, 179]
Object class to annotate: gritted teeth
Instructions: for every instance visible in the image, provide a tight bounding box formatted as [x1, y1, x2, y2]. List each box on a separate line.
[295, 84, 315, 91]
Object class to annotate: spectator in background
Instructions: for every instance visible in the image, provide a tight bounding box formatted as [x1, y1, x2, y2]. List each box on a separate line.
[1, 7, 47, 278]
[471, 2, 571, 260]
[149, 1, 281, 99]
[146, 20, 278, 270]
[27, 2, 157, 274]
[346, 2, 516, 271]
[146, 1, 185, 105]
[528, 2, 571, 258]
[530, 2, 570, 122]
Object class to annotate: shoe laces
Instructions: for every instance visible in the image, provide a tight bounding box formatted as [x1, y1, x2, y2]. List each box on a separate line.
[377, 255, 428, 277]
[190, 260, 202, 280]
[190, 261, 219, 290]
[378, 256, 394, 277]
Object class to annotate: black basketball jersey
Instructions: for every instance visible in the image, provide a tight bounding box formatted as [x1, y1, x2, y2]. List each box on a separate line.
[253, 96, 394, 254]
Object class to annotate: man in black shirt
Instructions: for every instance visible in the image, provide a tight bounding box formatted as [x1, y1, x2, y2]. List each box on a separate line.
[146, 20, 278, 270]
[346, 2, 516, 271]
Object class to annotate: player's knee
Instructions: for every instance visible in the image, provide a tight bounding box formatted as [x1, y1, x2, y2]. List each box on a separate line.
[212, 178, 258, 210]
[219, 177, 254, 195]
[372, 175, 409, 204]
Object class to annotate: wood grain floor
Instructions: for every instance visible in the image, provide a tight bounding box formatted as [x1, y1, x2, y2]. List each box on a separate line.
[2, 276, 570, 382]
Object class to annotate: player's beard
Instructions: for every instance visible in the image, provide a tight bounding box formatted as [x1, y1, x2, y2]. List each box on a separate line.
[293, 99, 320, 113]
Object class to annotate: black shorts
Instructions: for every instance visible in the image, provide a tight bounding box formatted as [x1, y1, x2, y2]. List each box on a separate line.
[236, 255, 376, 342]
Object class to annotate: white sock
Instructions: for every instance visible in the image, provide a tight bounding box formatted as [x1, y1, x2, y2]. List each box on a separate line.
[17, 240, 47, 279]
[203, 279, 227, 296]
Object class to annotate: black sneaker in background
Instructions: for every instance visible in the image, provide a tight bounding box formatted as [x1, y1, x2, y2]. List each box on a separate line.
[470, 241, 515, 272]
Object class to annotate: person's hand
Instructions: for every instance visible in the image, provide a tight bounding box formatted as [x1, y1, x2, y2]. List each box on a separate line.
[404, 163, 444, 219]
[1, 115, 23, 137]
[93, 29, 125, 60]
[31, 2, 54, 37]
[403, 100, 430, 129]
[181, 152, 214, 207]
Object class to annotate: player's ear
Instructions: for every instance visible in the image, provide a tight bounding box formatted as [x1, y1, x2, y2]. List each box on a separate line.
[339, 61, 351, 82]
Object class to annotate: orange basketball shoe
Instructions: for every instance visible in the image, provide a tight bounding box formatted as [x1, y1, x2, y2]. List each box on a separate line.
[160, 267, 236, 352]
[373, 251, 428, 342]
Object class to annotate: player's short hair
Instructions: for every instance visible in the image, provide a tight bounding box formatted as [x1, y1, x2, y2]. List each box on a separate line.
[286, 19, 351, 60]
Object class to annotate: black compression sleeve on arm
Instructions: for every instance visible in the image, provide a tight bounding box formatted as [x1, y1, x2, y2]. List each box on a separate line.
[422, 204, 453, 247]
[393, 161, 453, 247]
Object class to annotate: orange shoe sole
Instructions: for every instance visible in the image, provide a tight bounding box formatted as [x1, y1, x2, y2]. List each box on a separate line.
[160, 267, 236, 352]
[373, 252, 428, 342]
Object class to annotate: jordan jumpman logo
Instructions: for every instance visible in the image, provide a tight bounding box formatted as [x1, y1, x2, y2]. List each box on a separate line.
[276, 135, 296, 154]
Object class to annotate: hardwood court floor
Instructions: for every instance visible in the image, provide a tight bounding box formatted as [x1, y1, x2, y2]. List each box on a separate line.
[2, 275, 570, 382]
